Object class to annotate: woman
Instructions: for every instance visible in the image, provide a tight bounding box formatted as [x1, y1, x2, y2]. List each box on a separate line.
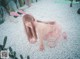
[23, 14, 67, 51]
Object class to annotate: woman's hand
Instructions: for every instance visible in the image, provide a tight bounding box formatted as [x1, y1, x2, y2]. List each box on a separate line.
[25, 22, 32, 28]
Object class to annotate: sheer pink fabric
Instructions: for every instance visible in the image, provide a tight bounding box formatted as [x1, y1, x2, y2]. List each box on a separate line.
[35, 21, 67, 50]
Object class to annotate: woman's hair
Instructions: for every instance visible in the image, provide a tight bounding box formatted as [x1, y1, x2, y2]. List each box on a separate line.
[23, 14, 35, 22]
[23, 14, 37, 42]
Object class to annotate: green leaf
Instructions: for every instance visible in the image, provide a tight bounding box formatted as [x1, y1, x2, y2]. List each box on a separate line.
[27, 55, 30, 59]
[20, 54, 23, 59]
[3, 36, 7, 48]
[9, 47, 13, 52]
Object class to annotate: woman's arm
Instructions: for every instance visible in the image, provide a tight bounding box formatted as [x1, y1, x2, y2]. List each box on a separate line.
[37, 20, 55, 25]
[38, 32, 44, 51]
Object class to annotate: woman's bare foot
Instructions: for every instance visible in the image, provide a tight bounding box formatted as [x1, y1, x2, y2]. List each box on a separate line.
[39, 44, 44, 51]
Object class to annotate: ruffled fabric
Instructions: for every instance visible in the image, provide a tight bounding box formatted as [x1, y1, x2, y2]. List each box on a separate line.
[36, 22, 67, 48]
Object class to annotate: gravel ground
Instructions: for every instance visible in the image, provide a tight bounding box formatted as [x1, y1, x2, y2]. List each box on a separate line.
[0, 0, 80, 59]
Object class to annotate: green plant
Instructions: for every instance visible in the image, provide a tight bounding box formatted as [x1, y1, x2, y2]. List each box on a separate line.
[14, 0, 20, 9]
[76, 0, 80, 2]
[0, 36, 30, 59]
[0, 36, 7, 51]
[69, 0, 80, 7]
[69, 0, 73, 7]
[27, 55, 30, 59]
[0, 0, 19, 15]
[77, 8, 80, 14]
[1, 0, 10, 14]
[20, 55, 23, 59]
[18, 0, 25, 7]
[36, 0, 38, 2]
[9, 47, 18, 59]
[0, 7, 5, 24]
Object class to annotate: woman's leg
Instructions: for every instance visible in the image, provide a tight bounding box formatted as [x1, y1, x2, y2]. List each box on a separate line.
[38, 32, 44, 51]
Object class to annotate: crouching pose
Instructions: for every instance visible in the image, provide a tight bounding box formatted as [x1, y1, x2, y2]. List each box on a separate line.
[23, 14, 67, 51]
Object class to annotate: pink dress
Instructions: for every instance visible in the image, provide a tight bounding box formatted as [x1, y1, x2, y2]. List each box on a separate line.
[35, 22, 62, 39]
[35, 21, 63, 48]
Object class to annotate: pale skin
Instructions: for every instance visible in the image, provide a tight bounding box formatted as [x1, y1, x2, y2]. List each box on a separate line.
[34, 21, 62, 51]
[25, 21, 63, 51]
[23, 14, 67, 51]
